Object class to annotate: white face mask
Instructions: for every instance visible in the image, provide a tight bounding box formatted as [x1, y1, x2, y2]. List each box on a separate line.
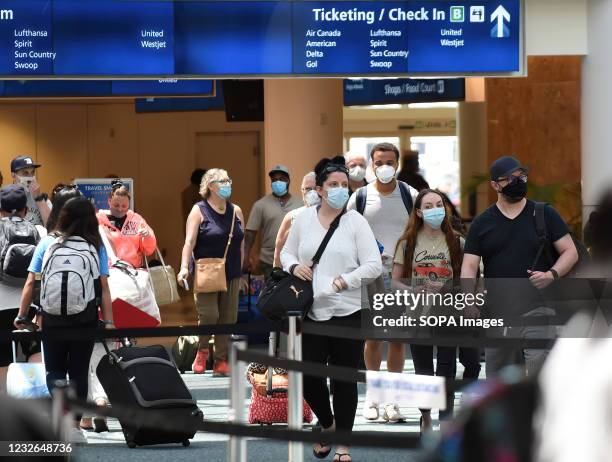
[375, 165, 396, 184]
[348, 166, 366, 182]
[304, 190, 321, 207]
[17, 176, 35, 188]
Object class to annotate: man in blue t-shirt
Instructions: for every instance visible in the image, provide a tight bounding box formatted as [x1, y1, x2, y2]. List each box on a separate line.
[461, 156, 578, 377]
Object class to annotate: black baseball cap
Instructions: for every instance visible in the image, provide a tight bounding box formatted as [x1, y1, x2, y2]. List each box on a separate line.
[11, 155, 41, 173]
[490, 155, 529, 181]
[0, 184, 27, 213]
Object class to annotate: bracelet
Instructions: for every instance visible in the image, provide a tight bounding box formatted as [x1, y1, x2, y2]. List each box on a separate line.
[289, 264, 299, 275]
[549, 269, 559, 280]
[102, 320, 114, 325]
[34, 194, 46, 203]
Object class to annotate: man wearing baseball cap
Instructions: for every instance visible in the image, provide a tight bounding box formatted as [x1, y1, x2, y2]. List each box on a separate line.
[243, 165, 301, 279]
[461, 155, 578, 377]
[10, 155, 51, 227]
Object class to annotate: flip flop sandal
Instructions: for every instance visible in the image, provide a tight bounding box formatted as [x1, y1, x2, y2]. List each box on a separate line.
[312, 427, 332, 459]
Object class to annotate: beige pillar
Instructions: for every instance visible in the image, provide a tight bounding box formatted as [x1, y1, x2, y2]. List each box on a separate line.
[264, 79, 343, 195]
[457, 101, 488, 218]
[582, 0, 612, 225]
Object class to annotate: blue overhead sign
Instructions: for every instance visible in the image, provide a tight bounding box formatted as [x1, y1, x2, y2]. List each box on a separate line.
[0, 1, 524, 77]
[344, 78, 465, 106]
[0, 79, 214, 97]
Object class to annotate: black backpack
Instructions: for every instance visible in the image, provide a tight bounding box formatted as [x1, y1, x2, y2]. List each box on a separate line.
[531, 202, 590, 277]
[0, 217, 40, 279]
[355, 180, 414, 216]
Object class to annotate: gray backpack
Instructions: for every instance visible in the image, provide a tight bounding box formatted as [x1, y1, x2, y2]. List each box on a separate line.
[40, 236, 101, 316]
[0, 217, 40, 279]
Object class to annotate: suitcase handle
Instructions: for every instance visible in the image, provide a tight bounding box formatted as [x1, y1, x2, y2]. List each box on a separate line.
[101, 337, 131, 364]
[266, 331, 277, 394]
[101, 336, 131, 354]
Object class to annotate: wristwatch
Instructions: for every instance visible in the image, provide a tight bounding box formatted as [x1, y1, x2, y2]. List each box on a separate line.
[102, 320, 114, 325]
[549, 268, 559, 280]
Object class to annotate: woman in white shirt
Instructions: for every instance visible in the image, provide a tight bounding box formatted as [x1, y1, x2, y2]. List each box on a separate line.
[281, 156, 382, 462]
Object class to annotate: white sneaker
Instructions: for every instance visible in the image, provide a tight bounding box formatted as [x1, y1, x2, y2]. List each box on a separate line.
[362, 401, 379, 420]
[69, 428, 87, 444]
[382, 403, 406, 423]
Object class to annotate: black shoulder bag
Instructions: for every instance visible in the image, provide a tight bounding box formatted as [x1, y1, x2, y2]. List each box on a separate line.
[257, 212, 343, 321]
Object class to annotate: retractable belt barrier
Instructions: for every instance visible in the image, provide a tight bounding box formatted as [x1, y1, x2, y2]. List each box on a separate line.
[1, 322, 282, 343]
[299, 323, 557, 349]
[63, 396, 422, 449]
[3, 321, 558, 349]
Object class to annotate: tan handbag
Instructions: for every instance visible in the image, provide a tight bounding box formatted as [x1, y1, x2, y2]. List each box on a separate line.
[144, 248, 180, 306]
[194, 207, 236, 293]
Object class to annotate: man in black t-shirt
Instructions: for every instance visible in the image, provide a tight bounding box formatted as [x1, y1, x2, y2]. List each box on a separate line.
[461, 156, 578, 377]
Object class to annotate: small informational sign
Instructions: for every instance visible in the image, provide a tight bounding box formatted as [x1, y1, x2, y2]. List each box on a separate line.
[74, 178, 134, 211]
[344, 78, 465, 106]
[366, 370, 447, 409]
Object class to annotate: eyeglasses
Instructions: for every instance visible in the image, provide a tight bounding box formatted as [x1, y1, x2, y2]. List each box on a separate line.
[497, 174, 528, 184]
[301, 186, 315, 193]
[211, 179, 232, 186]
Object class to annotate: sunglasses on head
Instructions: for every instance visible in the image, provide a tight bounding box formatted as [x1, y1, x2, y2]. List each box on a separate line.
[323, 164, 349, 175]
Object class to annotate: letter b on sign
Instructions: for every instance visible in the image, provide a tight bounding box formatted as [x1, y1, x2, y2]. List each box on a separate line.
[450, 6, 464, 22]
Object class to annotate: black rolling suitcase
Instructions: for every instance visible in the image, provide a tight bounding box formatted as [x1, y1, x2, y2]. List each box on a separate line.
[97, 342, 203, 448]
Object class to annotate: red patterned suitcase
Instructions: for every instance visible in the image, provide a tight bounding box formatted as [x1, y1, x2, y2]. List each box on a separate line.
[246, 332, 313, 425]
[247, 386, 313, 425]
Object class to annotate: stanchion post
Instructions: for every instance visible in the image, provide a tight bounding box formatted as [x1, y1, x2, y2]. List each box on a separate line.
[228, 335, 248, 462]
[287, 314, 304, 462]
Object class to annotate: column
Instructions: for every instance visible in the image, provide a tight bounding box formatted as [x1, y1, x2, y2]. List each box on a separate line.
[582, 0, 612, 223]
[457, 101, 488, 218]
[264, 79, 344, 195]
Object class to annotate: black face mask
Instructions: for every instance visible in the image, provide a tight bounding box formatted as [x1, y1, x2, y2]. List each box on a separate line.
[500, 178, 528, 202]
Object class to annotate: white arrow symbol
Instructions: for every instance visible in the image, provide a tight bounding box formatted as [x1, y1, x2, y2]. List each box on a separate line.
[490, 5, 510, 38]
